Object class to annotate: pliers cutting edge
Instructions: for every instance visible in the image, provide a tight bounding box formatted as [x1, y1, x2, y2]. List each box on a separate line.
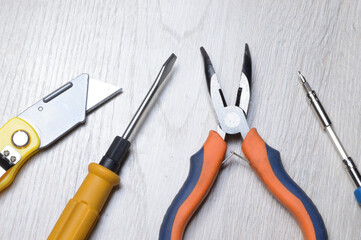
[159, 45, 328, 240]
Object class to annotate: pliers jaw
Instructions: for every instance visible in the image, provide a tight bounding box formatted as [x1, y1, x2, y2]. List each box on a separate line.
[237, 43, 252, 116]
[200, 45, 251, 139]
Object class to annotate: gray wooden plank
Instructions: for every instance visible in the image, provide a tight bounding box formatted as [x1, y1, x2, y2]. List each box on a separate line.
[0, 0, 360, 239]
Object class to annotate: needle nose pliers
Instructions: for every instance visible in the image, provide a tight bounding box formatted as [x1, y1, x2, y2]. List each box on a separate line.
[159, 45, 328, 240]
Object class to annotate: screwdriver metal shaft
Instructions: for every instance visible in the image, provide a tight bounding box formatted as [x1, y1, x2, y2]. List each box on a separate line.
[123, 53, 177, 140]
[298, 71, 361, 203]
[100, 53, 177, 173]
[49, 54, 177, 240]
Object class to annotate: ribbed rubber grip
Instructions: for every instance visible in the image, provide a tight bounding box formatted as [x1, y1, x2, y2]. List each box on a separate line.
[159, 131, 226, 240]
[48, 163, 120, 240]
[242, 128, 328, 240]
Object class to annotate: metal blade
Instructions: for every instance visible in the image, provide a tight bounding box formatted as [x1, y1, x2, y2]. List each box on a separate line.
[87, 78, 122, 113]
[235, 44, 252, 116]
[18, 74, 121, 148]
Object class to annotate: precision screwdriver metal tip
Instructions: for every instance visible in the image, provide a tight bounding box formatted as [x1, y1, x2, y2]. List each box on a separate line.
[297, 72, 330, 128]
[297, 71, 305, 82]
[297, 71, 312, 93]
[121, 53, 177, 140]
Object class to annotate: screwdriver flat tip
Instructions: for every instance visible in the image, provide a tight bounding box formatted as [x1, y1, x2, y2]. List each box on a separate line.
[165, 53, 177, 67]
[158, 53, 177, 86]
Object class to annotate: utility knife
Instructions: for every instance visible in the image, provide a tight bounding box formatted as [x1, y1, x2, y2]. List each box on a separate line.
[0, 73, 122, 192]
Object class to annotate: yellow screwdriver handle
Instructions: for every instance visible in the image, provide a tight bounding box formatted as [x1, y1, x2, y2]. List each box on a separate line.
[48, 163, 120, 240]
[0, 117, 40, 192]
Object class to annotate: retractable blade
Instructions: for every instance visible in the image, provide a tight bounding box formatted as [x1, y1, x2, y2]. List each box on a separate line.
[0, 73, 122, 192]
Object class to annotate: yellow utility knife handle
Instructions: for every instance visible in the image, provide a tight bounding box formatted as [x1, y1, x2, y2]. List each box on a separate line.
[0, 117, 40, 192]
[48, 163, 120, 240]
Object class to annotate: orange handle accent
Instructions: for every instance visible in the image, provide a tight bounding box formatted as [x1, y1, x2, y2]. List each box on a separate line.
[159, 130, 227, 240]
[242, 128, 327, 240]
[48, 163, 119, 240]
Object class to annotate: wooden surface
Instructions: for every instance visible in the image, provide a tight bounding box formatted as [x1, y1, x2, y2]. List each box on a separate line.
[0, 0, 360, 239]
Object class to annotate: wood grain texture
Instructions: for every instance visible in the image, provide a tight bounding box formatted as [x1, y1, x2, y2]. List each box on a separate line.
[0, 0, 360, 239]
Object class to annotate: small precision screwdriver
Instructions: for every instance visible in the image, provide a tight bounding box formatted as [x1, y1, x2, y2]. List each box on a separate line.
[48, 53, 177, 240]
[298, 72, 361, 204]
